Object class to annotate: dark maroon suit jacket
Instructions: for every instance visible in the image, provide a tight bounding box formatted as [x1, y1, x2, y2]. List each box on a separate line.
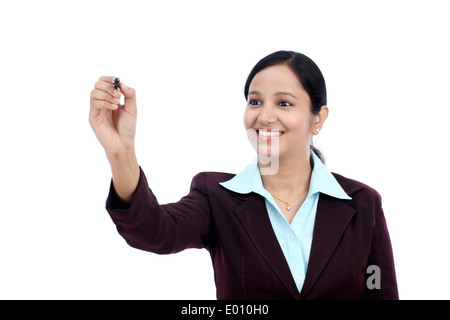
[106, 167, 398, 300]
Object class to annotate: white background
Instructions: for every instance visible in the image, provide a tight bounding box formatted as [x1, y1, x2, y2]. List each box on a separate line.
[1, 0, 449, 299]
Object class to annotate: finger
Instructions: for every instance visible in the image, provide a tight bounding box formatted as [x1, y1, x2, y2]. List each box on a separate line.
[91, 99, 119, 111]
[90, 89, 121, 105]
[119, 82, 137, 115]
[97, 76, 121, 98]
[98, 76, 116, 84]
[94, 81, 121, 99]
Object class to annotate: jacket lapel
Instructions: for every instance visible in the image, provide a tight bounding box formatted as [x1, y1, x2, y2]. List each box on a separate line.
[299, 193, 356, 298]
[233, 192, 302, 299]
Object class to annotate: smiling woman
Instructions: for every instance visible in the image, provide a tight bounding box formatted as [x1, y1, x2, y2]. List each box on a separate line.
[89, 50, 398, 299]
[244, 51, 328, 165]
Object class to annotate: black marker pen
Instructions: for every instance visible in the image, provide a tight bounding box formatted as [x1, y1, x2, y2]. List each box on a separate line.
[113, 77, 121, 89]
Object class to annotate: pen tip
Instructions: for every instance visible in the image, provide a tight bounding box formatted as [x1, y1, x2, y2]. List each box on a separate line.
[113, 77, 120, 89]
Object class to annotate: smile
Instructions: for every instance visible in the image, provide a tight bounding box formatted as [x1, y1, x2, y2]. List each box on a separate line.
[256, 129, 285, 141]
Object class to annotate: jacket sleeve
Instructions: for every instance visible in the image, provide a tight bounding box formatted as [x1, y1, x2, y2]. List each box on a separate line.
[105, 167, 211, 254]
[364, 193, 399, 299]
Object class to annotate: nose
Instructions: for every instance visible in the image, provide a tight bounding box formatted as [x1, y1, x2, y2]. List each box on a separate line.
[257, 105, 277, 125]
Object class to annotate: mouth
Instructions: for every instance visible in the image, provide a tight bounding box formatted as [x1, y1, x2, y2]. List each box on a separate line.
[256, 128, 285, 141]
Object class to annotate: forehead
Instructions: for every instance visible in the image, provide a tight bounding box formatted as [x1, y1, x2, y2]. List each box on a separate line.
[248, 64, 307, 96]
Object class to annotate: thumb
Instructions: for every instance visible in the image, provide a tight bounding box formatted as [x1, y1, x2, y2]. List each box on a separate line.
[120, 82, 137, 115]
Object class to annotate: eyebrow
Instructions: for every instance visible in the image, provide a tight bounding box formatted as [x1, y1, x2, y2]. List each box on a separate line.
[248, 90, 297, 100]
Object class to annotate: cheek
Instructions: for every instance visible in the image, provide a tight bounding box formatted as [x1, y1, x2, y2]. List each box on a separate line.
[283, 113, 310, 132]
[243, 108, 256, 129]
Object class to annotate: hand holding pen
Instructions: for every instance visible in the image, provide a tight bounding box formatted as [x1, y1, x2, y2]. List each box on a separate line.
[89, 76, 138, 158]
[89, 76, 140, 203]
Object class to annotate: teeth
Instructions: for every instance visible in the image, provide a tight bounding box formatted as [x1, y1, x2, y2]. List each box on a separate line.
[258, 130, 282, 137]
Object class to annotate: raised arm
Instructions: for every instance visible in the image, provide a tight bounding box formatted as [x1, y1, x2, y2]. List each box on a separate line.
[89, 76, 140, 204]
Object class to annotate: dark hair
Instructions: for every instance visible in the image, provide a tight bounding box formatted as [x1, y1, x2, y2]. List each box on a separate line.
[244, 50, 327, 164]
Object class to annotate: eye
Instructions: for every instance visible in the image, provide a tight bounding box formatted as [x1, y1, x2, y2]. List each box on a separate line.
[248, 99, 261, 106]
[278, 100, 293, 107]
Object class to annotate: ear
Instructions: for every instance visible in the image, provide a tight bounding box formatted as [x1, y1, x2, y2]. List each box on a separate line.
[312, 105, 329, 135]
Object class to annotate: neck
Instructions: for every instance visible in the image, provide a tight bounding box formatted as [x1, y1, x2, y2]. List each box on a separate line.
[259, 151, 312, 198]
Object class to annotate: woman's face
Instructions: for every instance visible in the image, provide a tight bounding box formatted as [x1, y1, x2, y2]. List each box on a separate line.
[243, 64, 318, 162]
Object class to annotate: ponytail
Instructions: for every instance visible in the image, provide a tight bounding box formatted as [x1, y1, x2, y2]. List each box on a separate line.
[310, 145, 325, 165]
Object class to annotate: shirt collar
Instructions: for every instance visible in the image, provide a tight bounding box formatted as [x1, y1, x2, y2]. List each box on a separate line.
[219, 151, 352, 200]
[308, 151, 352, 200]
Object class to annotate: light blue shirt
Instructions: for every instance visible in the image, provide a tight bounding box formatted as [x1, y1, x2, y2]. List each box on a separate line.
[219, 151, 352, 293]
